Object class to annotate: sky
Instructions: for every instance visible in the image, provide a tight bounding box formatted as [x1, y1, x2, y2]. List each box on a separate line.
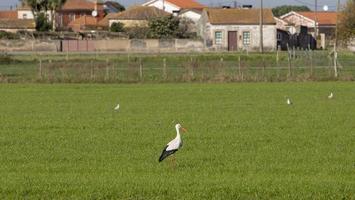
[0, 0, 347, 11]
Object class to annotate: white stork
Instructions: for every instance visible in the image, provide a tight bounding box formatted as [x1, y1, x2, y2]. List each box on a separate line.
[114, 103, 120, 111]
[328, 92, 334, 99]
[287, 98, 293, 105]
[159, 124, 187, 163]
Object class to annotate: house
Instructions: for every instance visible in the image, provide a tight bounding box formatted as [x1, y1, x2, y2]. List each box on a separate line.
[0, 11, 18, 19]
[0, 19, 36, 33]
[142, 0, 205, 15]
[179, 9, 202, 23]
[56, 0, 105, 30]
[108, 6, 170, 28]
[17, 4, 35, 20]
[16, 3, 52, 20]
[280, 11, 337, 38]
[198, 8, 277, 51]
[0, 9, 36, 32]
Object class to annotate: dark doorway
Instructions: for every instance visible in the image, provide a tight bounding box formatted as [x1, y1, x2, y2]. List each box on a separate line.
[228, 31, 238, 51]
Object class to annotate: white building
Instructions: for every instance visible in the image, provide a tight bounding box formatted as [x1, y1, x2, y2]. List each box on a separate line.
[198, 8, 277, 51]
[142, 0, 204, 14]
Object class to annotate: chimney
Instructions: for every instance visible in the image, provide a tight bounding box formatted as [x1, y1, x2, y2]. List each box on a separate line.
[242, 5, 253, 9]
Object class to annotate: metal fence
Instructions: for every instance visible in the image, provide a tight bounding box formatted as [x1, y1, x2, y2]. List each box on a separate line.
[0, 50, 354, 83]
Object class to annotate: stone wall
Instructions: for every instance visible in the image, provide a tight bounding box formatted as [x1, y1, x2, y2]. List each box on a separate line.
[1, 38, 281, 52]
[0, 40, 59, 52]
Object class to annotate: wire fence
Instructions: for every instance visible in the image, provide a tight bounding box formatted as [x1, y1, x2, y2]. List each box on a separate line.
[0, 50, 354, 83]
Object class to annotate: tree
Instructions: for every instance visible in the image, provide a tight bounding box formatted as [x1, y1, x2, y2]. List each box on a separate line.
[110, 22, 124, 32]
[338, 0, 355, 42]
[22, 0, 50, 31]
[148, 16, 180, 39]
[272, 5, 311, 17]
[36, 12, 51, 31]
[47, 0, 67, 31]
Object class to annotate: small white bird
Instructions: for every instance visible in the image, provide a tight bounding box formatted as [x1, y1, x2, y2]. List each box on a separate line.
[328, 92, 334, 99]
[159, 124, 187, 163]
[287, 98, 293, 105]
[114, 103, 120, 111]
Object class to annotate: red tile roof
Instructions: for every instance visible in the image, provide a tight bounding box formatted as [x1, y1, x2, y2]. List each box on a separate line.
[61, 0, 102, 10]
[166, 0, 204, 9]
[109, 6, 170, 20]
[297, 11, 337, 25]
[0, 11, 18, 19]
[0, 19, 35, 29]
[205, 8, 276, 25]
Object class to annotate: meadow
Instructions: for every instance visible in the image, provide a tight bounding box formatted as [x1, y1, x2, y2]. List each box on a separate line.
[0, 83, 354, 199]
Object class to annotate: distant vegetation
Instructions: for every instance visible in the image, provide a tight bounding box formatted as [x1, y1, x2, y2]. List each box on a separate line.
[110, 22, 125, 33]
[272, 5, 311, 17]
[339, 0, 355, 42]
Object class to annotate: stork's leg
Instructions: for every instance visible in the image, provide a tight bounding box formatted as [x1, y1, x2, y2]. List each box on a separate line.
[172, 154, 176, 169]
[168, 155, 176, 170]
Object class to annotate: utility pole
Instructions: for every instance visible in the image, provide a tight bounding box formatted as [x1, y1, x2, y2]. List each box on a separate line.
[234, 1, 238, 8]
[314, 0, 318, 38]
[334, 0, 340, 78]
[259, 0, 264, 53]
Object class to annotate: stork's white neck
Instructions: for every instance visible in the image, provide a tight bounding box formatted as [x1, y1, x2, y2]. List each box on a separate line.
[175, 127, 181, 138]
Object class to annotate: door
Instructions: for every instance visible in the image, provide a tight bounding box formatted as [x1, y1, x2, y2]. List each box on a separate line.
[228, 31, 238, 51]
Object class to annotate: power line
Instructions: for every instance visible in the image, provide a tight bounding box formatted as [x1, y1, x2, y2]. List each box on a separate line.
[292, 0, 337, 9]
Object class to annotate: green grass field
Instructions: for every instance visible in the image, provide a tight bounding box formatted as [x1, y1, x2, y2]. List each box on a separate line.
[0, 83, 354, 199]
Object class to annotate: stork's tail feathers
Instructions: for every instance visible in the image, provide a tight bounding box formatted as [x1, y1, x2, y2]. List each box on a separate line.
[159, 146, 177, 162]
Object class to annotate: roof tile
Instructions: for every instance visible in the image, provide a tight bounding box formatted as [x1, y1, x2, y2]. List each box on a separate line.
[297, 11, 337, 25]
[206, 8, 276, 25]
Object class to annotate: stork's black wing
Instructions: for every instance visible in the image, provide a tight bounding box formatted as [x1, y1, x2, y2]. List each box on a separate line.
[159, 146, 178, 162]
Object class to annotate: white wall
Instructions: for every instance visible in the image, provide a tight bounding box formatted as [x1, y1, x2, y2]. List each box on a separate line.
[179, 11, 201, 23]
[17, 10, 34, 19]
[145, 0, 180, 14]
[206, 24, 277, 50]
[17, 10, 52, 21]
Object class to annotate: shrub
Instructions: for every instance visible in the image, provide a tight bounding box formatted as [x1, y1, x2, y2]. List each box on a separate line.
[36, 13, 51, 32]
[110, 22, 125, 32]
[0, 31, 19, 39]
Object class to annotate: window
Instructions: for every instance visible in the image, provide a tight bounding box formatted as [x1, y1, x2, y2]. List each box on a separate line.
[215, 31, 222, 45]
[243, 31, 251, 45]
[23, 14, 27, 19]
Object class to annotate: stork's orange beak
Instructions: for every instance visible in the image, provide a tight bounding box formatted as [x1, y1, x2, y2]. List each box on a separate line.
[181, 127, 187, 133]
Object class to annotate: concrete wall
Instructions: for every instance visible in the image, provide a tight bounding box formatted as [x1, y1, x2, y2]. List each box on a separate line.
[93, 39, 205, 52]
[0, 40, 59, 52]
[1, 38, 283, 52]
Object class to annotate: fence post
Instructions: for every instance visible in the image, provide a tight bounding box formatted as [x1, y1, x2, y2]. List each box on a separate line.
[287, 44, 291, 78]
[190, 57, 195, 79]
[333, 49, 338, 78]
[262, 56, 265, 80]
[163, 58, 167, 80]
[238, 55, 241, 80]
[105, 58, 109, 81]
[39, 56, 43, 80]
[276, 47, 280, 79]
[309, 45, 313, 77]
[90, 60, 94, 81]
[139, 57, 143, 80]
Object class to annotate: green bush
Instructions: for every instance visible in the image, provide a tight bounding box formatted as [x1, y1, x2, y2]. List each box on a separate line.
[110, 22, 125, 32]
[0, 31, 19, 39]
[35, 13, 51, 32]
